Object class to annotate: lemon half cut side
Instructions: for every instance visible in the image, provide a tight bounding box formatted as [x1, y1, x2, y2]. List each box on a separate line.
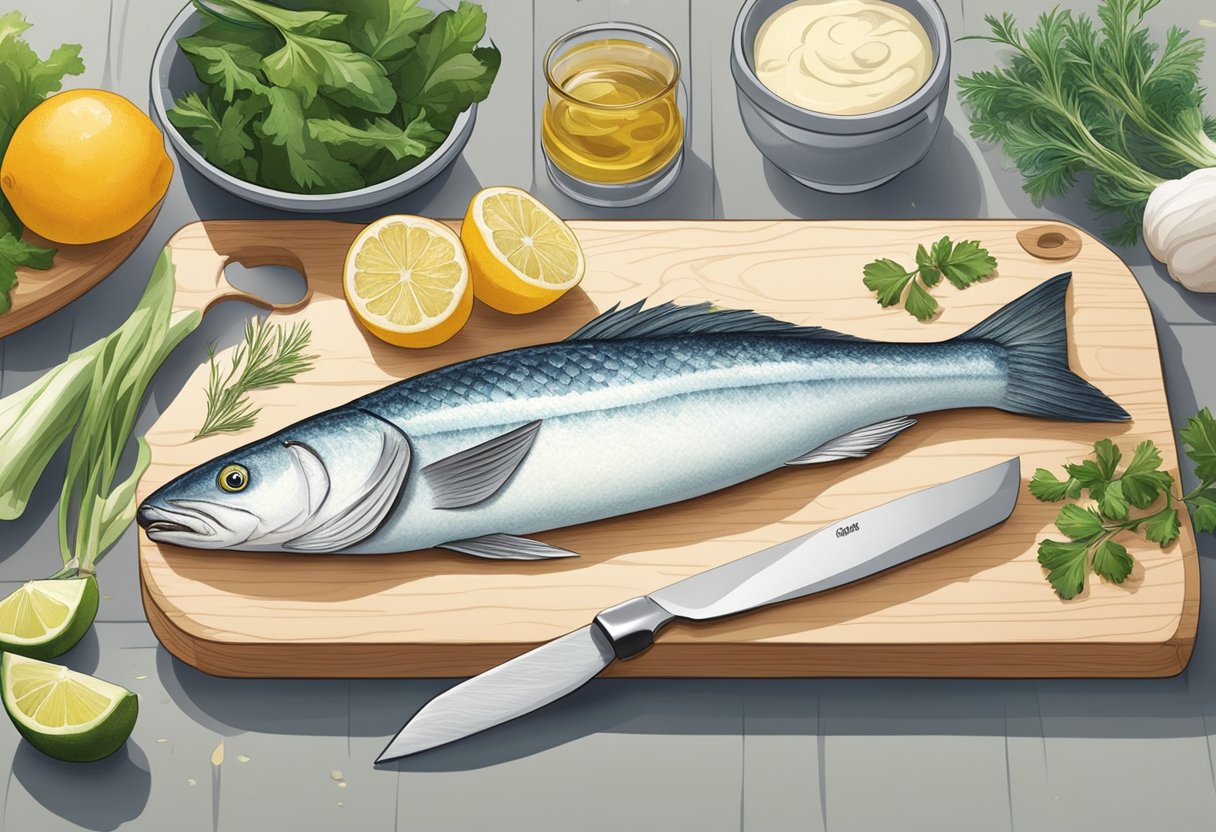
[462, 186, 586, 314]
[343, 215, 472, 348]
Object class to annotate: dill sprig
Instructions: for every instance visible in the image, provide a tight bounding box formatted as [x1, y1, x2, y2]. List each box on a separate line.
[194, 318, 316, 439]
[957, 0, 1216, 247]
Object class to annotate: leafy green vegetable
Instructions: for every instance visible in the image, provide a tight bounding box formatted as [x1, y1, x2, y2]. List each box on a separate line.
[862, 237, 997, 321]
[0, 235, 53, 313]
[170, 92, 257, 173]
[0, 12, 84, 313]
[1029, 408, 1216, 599]
[345, 0, 433, 61]
[307, 114, 440, 160]
[169, 0, 499, 194]
[196, 317, 315, 439]
[958, 0, 1216, 246]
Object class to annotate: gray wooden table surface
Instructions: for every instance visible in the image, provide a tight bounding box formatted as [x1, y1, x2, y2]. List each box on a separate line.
[4, 0, 1216, 829]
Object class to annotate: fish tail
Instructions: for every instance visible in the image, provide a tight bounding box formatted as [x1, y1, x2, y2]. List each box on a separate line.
[959, 273, 1130, 422]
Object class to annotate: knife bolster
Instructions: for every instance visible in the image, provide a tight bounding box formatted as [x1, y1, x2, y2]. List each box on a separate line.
[593, 596, 675, 660]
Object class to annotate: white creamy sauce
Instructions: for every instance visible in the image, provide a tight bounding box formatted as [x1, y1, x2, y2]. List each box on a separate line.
[754, 0, 933, 115]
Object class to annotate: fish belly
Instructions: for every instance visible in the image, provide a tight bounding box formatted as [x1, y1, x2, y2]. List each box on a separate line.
[355, 345, 1006, 553]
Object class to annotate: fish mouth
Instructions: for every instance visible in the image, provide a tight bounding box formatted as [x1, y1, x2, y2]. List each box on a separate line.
[136, 503, 218, 542]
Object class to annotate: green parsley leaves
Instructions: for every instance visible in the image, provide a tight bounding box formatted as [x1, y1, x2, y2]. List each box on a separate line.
[168, 0, 499, 195]
[1030, 408, 1216, 599]
[0, 236, 54, 314]
[862, 237, 997, 321]
[0, 12, 84, 313]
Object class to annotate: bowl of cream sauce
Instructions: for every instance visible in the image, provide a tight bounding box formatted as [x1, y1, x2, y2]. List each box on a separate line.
[731, 0, 950, 192]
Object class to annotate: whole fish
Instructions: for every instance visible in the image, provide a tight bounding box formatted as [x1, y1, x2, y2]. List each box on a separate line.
[138, 273, 1127, 559]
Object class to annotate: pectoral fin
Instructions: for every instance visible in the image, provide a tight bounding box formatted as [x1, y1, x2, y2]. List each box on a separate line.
[439, 533, 578, 560]
[423, 421, 542, 509]
[786, 417, 917, 466]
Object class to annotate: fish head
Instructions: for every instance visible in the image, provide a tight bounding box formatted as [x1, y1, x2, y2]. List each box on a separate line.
[137, 410, 411, 552]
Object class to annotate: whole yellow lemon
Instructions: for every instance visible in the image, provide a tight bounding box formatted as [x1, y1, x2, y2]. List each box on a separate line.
[0, 89, 173, 245]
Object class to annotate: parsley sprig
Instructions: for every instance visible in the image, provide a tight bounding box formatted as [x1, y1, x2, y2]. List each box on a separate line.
[862, 237, 997, 321]
[1030, 408, 1216, 599]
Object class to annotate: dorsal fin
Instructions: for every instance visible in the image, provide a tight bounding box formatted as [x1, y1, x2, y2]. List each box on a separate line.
[564, 301, 862, 342]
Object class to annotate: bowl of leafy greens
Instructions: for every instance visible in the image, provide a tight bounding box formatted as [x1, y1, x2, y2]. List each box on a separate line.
[150, 0, 500, 212]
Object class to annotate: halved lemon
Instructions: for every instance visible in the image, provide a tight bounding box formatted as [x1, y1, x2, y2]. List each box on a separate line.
[2, 653, 138, 763]
[343, 215, 472, 348]
[462, 186, 585, 314]
[0, 576, 98, 660]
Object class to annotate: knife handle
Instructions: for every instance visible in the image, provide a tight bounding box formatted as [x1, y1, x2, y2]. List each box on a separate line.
[593, 596, 675, 660]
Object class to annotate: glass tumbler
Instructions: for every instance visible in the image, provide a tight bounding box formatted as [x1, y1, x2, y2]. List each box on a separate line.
[541, 22, 686, 206]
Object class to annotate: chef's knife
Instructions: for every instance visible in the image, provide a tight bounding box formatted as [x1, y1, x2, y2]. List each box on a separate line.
[376, 457, 1021, 764]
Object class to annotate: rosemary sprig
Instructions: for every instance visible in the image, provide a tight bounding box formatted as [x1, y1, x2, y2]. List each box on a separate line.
[194, 317, 316, 439]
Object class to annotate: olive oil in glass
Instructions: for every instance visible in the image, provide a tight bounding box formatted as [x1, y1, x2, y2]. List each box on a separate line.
[542, 33, 684, 185]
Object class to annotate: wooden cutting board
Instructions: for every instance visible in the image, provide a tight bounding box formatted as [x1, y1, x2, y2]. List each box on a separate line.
[136, 219, 1198, 679]
[0, 201, 162, 339]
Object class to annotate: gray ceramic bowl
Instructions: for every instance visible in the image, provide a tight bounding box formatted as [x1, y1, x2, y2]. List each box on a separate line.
[149, 1, 477, 213]
[731, 0, 950, 193]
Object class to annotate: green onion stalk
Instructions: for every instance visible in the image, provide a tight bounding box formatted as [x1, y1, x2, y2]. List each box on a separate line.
[0, 249, 201, 579]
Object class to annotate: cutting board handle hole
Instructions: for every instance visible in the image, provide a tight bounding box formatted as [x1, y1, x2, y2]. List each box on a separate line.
[1016, 224, 1082, 261]
[222, 263, 307, 308]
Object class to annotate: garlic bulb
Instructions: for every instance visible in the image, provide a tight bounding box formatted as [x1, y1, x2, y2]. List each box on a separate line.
[1143, 167, 1216, 292]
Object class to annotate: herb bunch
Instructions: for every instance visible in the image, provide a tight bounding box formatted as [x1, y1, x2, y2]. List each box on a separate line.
[196, 317, 316, 439]
[1030, 408, 1216, 599]
[0, 250, 202, 574]
[958, 0, 1216, 246]
[168, 0, 500, 194]
[862, 236, 997, 321]
[0, 13, 84, 312]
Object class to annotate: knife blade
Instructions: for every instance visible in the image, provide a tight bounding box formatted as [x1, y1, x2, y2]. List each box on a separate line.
[376, 458, 1021, 764]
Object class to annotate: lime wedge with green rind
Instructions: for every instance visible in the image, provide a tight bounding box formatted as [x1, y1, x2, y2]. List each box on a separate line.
[1, 653, 138, 763]
[0, 576, 98, 660]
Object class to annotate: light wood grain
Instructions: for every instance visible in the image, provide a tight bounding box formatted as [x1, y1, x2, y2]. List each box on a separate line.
[137, 219, 1198, 678]
[0, 200, 162, 339]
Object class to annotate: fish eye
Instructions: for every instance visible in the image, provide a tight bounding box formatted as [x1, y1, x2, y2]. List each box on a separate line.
[218, 464, 249, 493]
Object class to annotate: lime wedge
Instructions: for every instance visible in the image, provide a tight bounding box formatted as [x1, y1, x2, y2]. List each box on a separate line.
[1, 653, 138, 762]
[0, 576, 98, 659]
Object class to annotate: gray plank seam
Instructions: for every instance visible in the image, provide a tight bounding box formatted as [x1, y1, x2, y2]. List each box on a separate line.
[1003, 730, 1016, 832]
[530, 0, 538, 192]
[739, 698, 746, 832]
[101, 0, 114, 89]
[393, 768, 401, 832]
[1204, 712, 1216, 800]
[816, 696, 827, 832]
[1032, 684, 1050, 782]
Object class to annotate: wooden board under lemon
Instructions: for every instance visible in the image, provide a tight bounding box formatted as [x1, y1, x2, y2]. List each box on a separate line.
[0, 84, 171, 337]
[1, 89, 172, 245]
